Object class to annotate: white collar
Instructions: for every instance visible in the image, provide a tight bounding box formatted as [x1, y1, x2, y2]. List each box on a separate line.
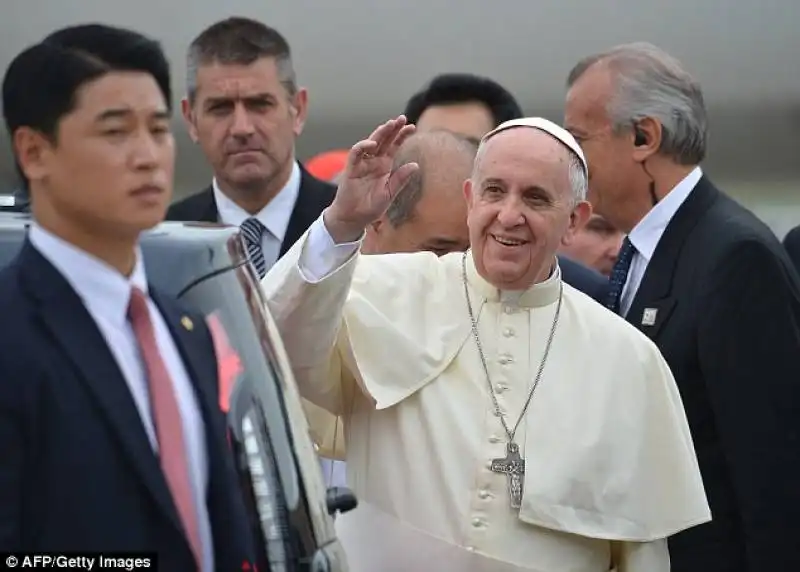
[464, 251, 562, 309]
[212, 161, 301, 241]
[28, 222, 148, 326]
[628, 167, 702, 261]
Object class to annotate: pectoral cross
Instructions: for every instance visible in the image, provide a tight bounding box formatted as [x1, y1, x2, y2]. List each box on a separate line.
[490, 442, 525, 508]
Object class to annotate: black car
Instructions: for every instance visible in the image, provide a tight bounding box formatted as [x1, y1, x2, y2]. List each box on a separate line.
[0, 208, 355, 572]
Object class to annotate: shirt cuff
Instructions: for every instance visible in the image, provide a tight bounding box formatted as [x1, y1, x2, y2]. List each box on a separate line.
[298, 214, 362, 283]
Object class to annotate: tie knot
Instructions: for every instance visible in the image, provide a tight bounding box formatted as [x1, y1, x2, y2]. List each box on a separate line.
[618, 237, 635, 262]
[240, 217, 265, 241]
[127, 286, 149, 320]
[604, 237, 636, 313]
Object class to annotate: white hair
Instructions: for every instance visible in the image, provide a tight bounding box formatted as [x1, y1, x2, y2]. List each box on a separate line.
[567, 42, 707, 165]
[567, 152, 588, 202]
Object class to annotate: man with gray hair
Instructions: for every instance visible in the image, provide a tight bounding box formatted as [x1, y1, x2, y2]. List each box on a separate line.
[565, 42, 800, 572]
[167, 17, 336, 276]
[363, 130, 476, 255]
[261, 114, 709, 571]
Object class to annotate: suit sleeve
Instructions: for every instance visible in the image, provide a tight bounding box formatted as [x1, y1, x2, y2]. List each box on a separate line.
[260, 218, 360, 416]
[0, 353, 24, 548]
[697, 238, 800, 568]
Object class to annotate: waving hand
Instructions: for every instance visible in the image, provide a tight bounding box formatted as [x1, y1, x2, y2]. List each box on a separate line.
[324, 116, 418, 243]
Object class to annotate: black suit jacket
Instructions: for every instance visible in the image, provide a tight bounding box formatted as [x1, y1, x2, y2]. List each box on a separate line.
[557, 255, 608, 303]
[782, 225, 800, 273]
[620, 176, 800, 572]
[166, 166, 337, 258]
[0, 242, 254, 570]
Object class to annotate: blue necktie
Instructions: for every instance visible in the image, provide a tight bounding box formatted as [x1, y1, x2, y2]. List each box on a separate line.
[240, 217, 267, 279]
[605, 237, 636, 314]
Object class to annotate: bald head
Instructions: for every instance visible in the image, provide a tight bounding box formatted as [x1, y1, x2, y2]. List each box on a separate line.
[387, 130, 477, 226]
[364, 130, 477, 255]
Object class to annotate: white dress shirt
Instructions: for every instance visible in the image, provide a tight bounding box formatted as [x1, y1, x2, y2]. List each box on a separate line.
[620, 167, 703, 316]
[213, 161, 301, 269]
[29, 223, 214, 572]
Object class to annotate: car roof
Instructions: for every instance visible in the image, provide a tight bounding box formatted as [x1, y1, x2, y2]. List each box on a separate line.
[0, 213, 244, 297]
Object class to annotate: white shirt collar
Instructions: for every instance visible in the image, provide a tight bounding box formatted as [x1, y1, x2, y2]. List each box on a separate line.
[27, 222, 148, 327]
[212, 161, 301, 241]
[628, 167, 703, 261]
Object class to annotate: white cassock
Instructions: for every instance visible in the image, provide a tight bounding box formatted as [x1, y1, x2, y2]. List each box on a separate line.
[262, 217, 711, 572]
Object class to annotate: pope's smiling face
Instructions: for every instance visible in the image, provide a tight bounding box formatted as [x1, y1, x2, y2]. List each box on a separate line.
[465, 127, 590, 290]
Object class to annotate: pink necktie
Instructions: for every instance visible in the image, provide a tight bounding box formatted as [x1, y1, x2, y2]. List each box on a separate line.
[128, 287, 202, 569]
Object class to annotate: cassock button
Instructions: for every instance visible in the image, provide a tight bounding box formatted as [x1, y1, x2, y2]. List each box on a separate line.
[489, 435, 501, 443]
[471, 517, 484, 528]
[503, 327, 514, 337]
[498, 354, 513, 365]
[478, 489, 491, 499]
[495, 383, 508, 393]
[503, 305, 515, 314]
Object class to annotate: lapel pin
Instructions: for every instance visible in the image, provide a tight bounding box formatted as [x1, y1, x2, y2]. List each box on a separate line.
[181, 316, 194, 331]
[642, 308, 658, 326]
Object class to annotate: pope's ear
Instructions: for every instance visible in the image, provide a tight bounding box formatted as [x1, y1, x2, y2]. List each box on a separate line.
[562, 200, 592, 246]
[463, 178, 474, 206]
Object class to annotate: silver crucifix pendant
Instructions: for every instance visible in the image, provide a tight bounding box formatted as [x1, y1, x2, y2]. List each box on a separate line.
[490, 442, 525, 508]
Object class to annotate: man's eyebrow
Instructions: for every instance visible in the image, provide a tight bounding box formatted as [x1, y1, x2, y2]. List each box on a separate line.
[94, 108, 170, 122]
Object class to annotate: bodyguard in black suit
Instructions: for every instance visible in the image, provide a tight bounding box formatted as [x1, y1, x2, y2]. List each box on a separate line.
[566, 43, 800, 572]
[0, 25, 253, 570]
[168, 17, 335, 276]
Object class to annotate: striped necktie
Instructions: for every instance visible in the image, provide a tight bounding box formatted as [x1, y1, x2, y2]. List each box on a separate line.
[240, 217, 267, 279]
[605, 237, 636, 314]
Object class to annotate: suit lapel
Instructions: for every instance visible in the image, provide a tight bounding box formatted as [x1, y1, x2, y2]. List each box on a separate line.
[280, 168, 336, 256]
[18, 242, 183, 532]
[149, 290, 218, 423]
[626, 177, 719, 340]
[170, 186, 218, 223]
[195, 187, 219, 223]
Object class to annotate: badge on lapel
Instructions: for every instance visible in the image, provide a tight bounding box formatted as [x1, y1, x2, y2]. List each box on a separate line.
[181, 316, 194, 331]
[641, 307, 658, 327]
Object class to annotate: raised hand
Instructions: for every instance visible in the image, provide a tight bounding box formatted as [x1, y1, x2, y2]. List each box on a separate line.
[324, 116, 418, 243]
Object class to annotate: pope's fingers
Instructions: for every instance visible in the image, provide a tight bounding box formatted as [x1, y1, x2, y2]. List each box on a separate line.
[372, 116, 409, 156]
[365, 116, 404, 145]
[386, 124, 416, 157]
[365, 119, 393, 145]
[348, 140, 378, 168]
[386, 161, 420, 200]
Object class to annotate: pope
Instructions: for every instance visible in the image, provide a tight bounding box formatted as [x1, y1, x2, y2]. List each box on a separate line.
[262, 115, 711, 571]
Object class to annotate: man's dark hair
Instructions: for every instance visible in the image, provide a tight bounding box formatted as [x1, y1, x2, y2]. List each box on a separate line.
[2, 23, 172, 187]
[386, 130, 478, 227]
[403, 73, 523, 128]
[186, 17, 296, 102]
